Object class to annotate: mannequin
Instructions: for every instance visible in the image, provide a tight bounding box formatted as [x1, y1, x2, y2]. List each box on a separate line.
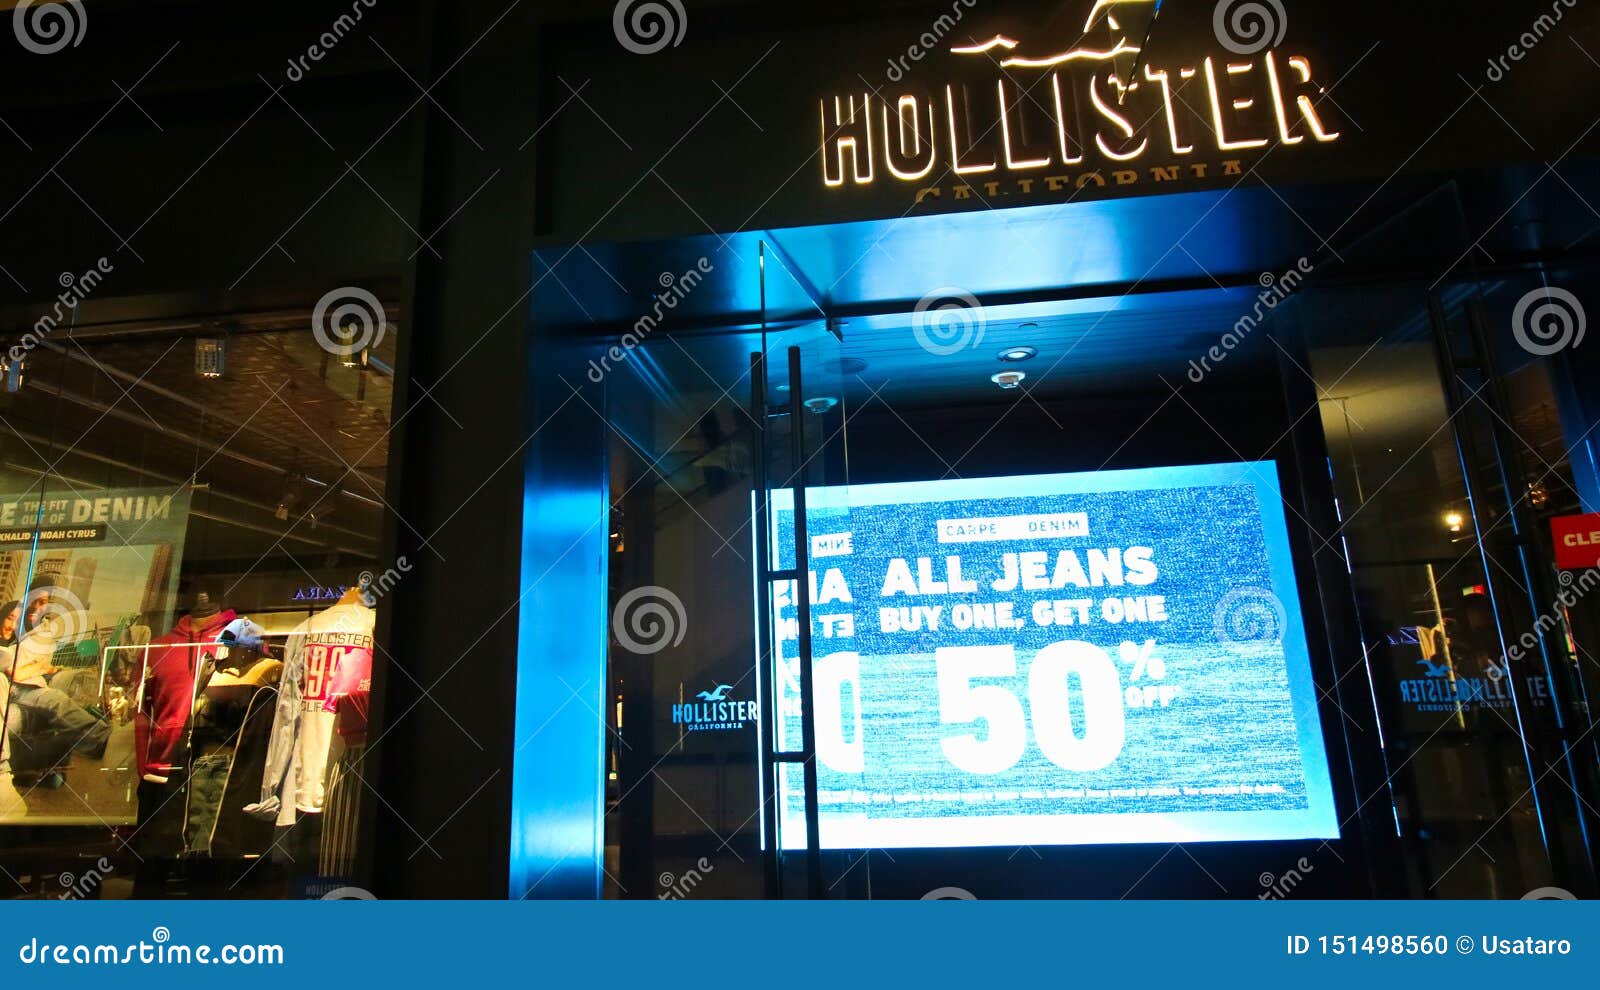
[246, 582, 374, 826]
[184, 617, 276, 858]
[136, 591, 237, 785]
[132, 590, 239, 876]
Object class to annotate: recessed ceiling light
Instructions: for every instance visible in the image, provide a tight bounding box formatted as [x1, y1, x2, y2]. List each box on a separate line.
[803, 396, 839, 414]
[195, 337, 227, 379]
[991, 370, 1026, 390]
[997, 345, 1037, 362]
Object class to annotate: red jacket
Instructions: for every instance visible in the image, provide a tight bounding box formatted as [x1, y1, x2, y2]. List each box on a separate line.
[135, 610, 237, 781]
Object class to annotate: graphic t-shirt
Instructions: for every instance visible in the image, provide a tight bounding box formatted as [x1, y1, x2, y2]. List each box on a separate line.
[288, 602, 375, 813]
[315, 635, 374, 713]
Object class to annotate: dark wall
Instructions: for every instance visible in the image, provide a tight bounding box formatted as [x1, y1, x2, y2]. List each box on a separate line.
[0, 0, 427, 313]
[377, 1, 540, 897]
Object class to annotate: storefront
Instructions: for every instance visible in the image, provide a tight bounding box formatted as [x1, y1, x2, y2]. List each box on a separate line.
[3, 0, 1600, 900]
[0, 1, 421, 898]
[513, 0, 1600, 901]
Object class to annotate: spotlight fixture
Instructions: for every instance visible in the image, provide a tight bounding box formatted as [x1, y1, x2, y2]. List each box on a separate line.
[274, 472, 306, 522]
[991, 370, 1026, 390]
[803, 396, 839, 414]
[997, 345, 1037, 362]
[1444, 511, 1464, 533]
[195, 337, 227, 379]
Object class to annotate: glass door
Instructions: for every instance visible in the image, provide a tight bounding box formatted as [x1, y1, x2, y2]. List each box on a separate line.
[1275, 188, 1599, 898]
[592, 239, 852, 900]
[597, 320, 773, 901]
[751, 240, 852, 898]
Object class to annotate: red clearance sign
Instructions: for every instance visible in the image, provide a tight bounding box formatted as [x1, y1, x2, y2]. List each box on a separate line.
[1551, 513, 1600, 571]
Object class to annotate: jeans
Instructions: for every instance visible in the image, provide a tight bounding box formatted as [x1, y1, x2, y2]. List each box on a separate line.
[4, 684, 111, 772]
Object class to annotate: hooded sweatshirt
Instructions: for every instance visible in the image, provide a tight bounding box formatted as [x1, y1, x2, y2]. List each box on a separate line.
[135, 610, 238, 783]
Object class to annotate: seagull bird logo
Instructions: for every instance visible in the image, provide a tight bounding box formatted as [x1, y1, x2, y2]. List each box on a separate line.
[1416, 658, 1450, 678]
[697, 684, 734, 702]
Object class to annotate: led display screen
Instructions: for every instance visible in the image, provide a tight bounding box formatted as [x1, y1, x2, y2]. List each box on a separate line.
[761, 461, 1339, 849]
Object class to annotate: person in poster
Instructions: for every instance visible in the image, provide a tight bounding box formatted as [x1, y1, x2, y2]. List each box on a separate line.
[0, 486, 192, 824]
[1, 582, 112, 787]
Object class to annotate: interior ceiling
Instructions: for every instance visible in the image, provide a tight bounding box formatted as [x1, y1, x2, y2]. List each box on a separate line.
[619, 282, 1278, 400]
[825, 289, 1273, 407]
[0, 318, 398, 558]
[605, 284, 1281, 484]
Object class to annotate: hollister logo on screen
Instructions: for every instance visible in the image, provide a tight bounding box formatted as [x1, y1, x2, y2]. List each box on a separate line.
[817, 0, 1340, 206]
[672, 684, 757, 732]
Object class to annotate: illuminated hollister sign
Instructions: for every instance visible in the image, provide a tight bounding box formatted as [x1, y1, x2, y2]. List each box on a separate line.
[671, 683, 757, 732]
[817, 0, 1340, 205]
